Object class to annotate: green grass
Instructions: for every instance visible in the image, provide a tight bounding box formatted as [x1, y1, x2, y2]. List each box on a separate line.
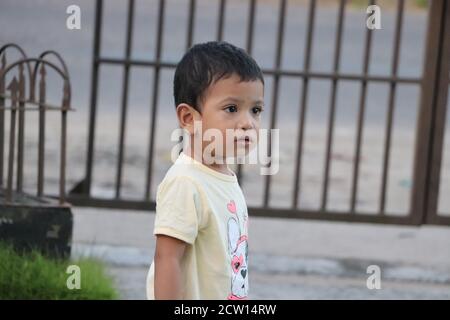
[0, 243, 119, 300]
[348, 0, 428, 10]
[415, 0, 428, 9]
[348, 0, 369, 9]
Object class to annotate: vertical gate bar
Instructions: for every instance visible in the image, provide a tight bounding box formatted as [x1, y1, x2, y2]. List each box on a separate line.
[424, 0, 450, 224]
[320, 0, 346, 211]
[145, 0, 165, 200]
[292, 0, 316, 209]
[236, 0, 257, 186]
[410, 0, 446, 225]
[37, 64, 46, 197]
[246, 0, 256, 55]
[263, 0, 287, 208]
[0, 54, 5, 187]
[115, 0, 135, 198]
[350, 0, 375, 213]
[84, 0, 103, 196]
[216, 0, 226, 42]
[6, 76, 18, 203]
[379, 0, 405, 215]
[60, 81, 70, 205]
[186, 0, 196, 51]
[16, 63, 25, 192]
[60, 110, 67, 204]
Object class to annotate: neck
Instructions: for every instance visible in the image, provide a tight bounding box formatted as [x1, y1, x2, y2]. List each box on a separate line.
[184, 144, 234, 176]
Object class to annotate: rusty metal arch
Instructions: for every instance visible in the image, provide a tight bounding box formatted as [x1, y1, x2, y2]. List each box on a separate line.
[0, 48, 71, 206]
[2, 58, 69, 80]
[33, 50, 71, 103]
[0, 43, 33, 98]
[1, 57, 71, 108]
[0, 43, 33, 88]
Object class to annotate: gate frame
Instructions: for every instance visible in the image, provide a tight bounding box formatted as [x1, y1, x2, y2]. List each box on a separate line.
[66, 0, 450, 226]
[410, 0, 450, 226]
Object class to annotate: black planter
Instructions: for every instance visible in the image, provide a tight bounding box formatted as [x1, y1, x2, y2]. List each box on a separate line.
[0, 189, 73, 259]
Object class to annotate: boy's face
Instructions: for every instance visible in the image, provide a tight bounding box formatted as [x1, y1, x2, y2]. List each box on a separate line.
[196, 73, 264, 159]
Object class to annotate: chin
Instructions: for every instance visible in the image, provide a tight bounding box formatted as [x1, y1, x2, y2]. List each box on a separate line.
[233, 146, 251, 158]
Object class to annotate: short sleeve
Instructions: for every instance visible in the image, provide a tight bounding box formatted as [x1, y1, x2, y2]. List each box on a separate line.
[153, 176, 205, 244]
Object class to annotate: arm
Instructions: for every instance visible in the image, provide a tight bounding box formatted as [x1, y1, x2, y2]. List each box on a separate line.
[153, 234, 188, 300]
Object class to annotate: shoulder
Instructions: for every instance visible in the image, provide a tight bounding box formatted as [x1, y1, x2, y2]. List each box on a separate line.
[158, 158, 206, 192]
[156, 168, 210, 230]
[158, 169, 204, 196]
[156, 163, 209, 215]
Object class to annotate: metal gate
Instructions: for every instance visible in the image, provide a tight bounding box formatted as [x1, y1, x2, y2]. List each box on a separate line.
[67, 0, 450, 226]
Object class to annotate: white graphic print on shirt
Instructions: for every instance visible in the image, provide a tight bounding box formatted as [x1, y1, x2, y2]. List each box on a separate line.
[226, 199, 249, 300]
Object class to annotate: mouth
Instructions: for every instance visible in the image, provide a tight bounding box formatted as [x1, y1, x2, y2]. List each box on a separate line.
[235, 137, 252, 145]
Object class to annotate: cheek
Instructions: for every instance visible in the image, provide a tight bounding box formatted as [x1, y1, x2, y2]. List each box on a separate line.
[200, 122, 230, 145]
[208, 116, 234, 135]
[254, 119, 261, 130]
[253, 120, 261, 136]
[202, 112, 227, 128]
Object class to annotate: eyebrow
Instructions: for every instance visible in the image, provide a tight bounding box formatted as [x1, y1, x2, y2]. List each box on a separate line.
[218, 97, 264, 105]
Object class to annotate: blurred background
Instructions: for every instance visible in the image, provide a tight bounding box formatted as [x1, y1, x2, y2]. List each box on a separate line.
[1, 0, 449, 299]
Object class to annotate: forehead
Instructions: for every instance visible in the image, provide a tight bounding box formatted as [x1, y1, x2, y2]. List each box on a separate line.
[202, 74, 264, 106]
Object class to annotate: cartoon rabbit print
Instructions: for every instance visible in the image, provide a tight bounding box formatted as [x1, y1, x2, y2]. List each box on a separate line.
[226, 199, 249, 300]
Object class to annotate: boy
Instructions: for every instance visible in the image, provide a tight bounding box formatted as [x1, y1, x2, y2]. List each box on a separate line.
[146, 41, 264, 300]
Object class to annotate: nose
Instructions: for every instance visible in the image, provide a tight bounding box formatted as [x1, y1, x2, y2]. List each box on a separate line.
[238, 111, 254, 131]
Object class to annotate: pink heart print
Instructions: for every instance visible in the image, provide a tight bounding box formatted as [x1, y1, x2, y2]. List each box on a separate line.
[231, 254, 244, 273]
[227, 200, 236, 214]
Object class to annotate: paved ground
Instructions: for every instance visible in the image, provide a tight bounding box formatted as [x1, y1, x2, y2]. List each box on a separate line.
[71, 207, 450, 300]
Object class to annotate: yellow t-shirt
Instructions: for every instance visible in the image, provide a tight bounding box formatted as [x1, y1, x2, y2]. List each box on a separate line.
[146, 151, 250, 300]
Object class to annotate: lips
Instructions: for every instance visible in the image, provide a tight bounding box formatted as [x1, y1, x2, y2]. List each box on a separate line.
[235, 137, 252, 143]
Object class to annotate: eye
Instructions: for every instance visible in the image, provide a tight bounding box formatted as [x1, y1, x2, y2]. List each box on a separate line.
[252, 106, 263, 115]
[225, 105, 238, 113]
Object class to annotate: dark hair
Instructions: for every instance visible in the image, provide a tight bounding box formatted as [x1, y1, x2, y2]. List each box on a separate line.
[173, 41, 264, 113]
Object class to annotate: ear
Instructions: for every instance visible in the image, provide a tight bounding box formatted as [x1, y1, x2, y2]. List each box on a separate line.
[176, 103, 201, 135]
